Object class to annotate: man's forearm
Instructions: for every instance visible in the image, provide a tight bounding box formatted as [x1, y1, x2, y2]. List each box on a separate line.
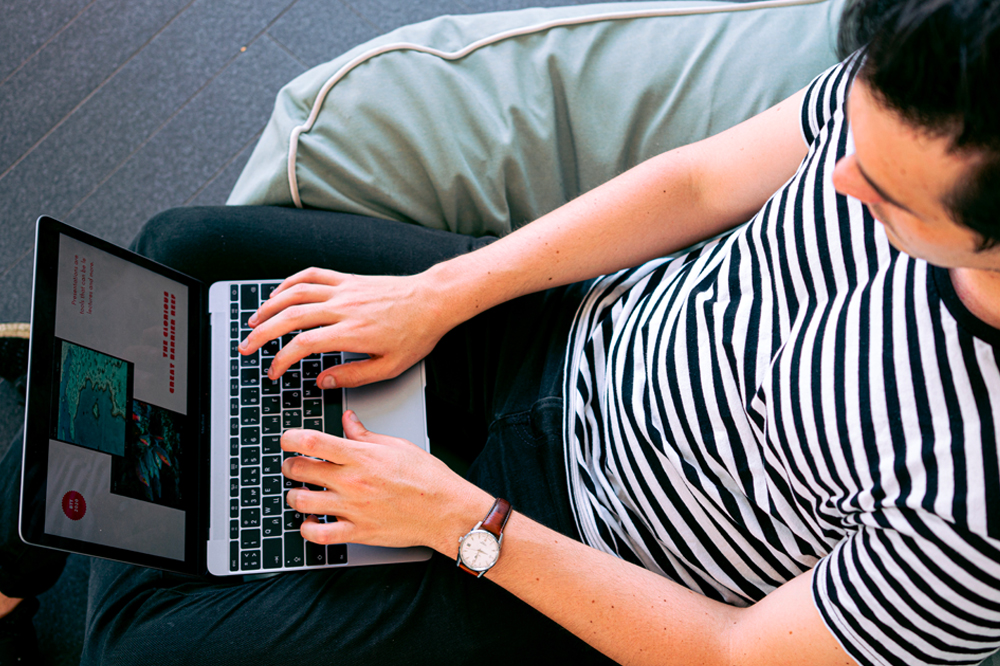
[418, 88, 810, 332]
[418, 147, 737, 331]
[433, 501, 852, 666]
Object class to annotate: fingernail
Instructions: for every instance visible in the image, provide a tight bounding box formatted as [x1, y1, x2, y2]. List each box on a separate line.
[320, 376, 336, 389]
[239, 338, 248, 351]
[248, 313, 258, 326]
[346, 410, 359, 423]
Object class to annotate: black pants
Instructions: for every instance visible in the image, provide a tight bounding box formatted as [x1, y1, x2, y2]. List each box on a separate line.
[1, 206, 612, 666]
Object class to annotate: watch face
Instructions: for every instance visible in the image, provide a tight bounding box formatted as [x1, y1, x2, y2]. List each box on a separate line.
[459, 530, 500, 571]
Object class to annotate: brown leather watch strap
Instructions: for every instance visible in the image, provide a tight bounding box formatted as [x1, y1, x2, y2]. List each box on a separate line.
[479, 497, 512, 539]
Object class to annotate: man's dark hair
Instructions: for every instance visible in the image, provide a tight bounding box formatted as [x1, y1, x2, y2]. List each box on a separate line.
[838, 0, 1000, 249]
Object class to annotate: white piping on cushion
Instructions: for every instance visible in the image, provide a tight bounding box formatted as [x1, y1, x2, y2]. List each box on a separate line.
[286, 0, 827, 208]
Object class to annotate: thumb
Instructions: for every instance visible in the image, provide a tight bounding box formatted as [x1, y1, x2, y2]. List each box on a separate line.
[341, 410, 379, 443]
[317, 356, 397, 389]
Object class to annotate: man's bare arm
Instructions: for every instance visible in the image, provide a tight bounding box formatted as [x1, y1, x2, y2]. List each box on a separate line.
[242, 87, 811, 388]
[282, 417, 858, 666]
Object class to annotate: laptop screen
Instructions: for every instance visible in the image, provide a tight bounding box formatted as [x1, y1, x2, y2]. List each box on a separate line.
[20, 218, 205, 573]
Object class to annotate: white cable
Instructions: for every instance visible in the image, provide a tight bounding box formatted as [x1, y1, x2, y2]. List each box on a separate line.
[286, 0, 827, 207]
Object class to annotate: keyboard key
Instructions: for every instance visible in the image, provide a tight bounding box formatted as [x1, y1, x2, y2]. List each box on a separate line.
[230, 378, 239, 396]
[303, 383, 322, 399]
[230, 541, 239, 572]
[262, 517, 282, 538]
[262, 455, 282, 476]
[230, 321, 239, 339]
[230, 359, 239, 376]
[241, 487, 261, 507]
[229, 478, 239, 498]
[261, 375, 281, 395]
[262, 339, 280, 357]
[230, 499, 239, 519]
[329, 544, 347, 564]
[241, 468, 260, 487]
[262, 435, 281, 454]
[241, 550, 261, 571]
[230, 437, 239, 456]
[262, 496, 282, 516]
[306, 541, 327, 566]
[240, 427, 260, 447]
[241, 508, 260, 528]
[262, 415, 281, 435]
[282, 391, 302, 409]
[304, 400, 322, 417]
[284, 533, 305, 568]
[263, 475, 283, 495]
[262, 396, 280, 414]
[230, 340, 239, 358]
[240, 350, 260, 368]
[230, 418, 239, 437]
[241, 528, 261, 549]
[241, 388, 260, 406]
[262, 538, 283, 570]
[230, 303, 239, 320]
[230, 398, 239, 417]
[281, 371, 301, 390]
[229, 458, 239, 477]
[240, 311, 254, 329]
[321, 354, 341, 370]
[240, 447, 260, 466]
[240, 284, 259, 310]
[283, 410, 302, 429]
[230, 285, 239, 301]
[230, 519, 239, 539]
[302, 360, 321, 379]
[240, 368, 259, 387]
[240, 407, 260, 427]
[262, 283, 279, 300]
[304, 418, 322, 431]
[284, 510, 303, 531]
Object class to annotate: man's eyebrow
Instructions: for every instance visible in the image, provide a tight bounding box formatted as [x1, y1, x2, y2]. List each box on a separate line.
[854, 158, 915, 215]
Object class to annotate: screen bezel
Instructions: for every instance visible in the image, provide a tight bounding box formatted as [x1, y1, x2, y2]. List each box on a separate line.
[19, 216, 208, 575]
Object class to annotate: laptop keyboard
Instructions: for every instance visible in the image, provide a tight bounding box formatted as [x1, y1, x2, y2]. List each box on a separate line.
[227, 281, 347, 572]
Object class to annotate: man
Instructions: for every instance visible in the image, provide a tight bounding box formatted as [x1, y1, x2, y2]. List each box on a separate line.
[2, 0, 998, 664]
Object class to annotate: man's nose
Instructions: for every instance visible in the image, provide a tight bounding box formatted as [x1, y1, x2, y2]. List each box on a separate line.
[832, 154, 882, 205]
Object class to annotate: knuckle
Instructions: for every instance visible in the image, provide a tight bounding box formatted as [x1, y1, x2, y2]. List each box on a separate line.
[283, 455, 305, 477]
[299, 429, 326, 454]
[295, 328, 321, 348]
[311, 528, 337, 546]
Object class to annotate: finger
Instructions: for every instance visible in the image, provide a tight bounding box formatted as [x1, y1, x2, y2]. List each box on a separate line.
[340, 410, 408, 447]
[301, 515, 354, 546]
[284, 488, 339, 516]
[242, 293, 339, 357]
[281, 427, 354, 465]
[281, 454, 338, 489]
[315, 356, 403, 390]
[266, 327, 343, 379]
[248, 282, 334, 329]
[270, 267, 347, 299]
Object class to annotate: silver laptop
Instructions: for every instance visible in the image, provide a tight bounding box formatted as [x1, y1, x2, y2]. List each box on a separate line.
[19, 216, 431, 575]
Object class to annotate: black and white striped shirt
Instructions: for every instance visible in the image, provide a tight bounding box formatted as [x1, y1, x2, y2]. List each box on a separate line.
[563, 58, 1000, 666]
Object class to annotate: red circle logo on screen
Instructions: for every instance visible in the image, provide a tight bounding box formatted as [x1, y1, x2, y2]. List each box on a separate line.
[62, 491, 87, 521]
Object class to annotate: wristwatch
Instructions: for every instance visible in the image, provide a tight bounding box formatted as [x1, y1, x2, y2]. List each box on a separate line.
[457, 498, 512, 578]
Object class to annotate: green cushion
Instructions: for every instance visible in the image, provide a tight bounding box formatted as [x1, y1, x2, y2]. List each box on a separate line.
[228, 0, 847, 236]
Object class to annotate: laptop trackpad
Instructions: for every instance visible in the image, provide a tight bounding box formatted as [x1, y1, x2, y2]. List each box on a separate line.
[341, 356, 428, 451]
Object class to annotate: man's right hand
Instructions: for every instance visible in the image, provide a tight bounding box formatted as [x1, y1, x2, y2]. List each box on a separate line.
[238, 267, 452, 389]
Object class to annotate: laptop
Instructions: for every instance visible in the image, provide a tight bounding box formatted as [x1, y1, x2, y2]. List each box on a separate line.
[19, 216, 432, 575]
